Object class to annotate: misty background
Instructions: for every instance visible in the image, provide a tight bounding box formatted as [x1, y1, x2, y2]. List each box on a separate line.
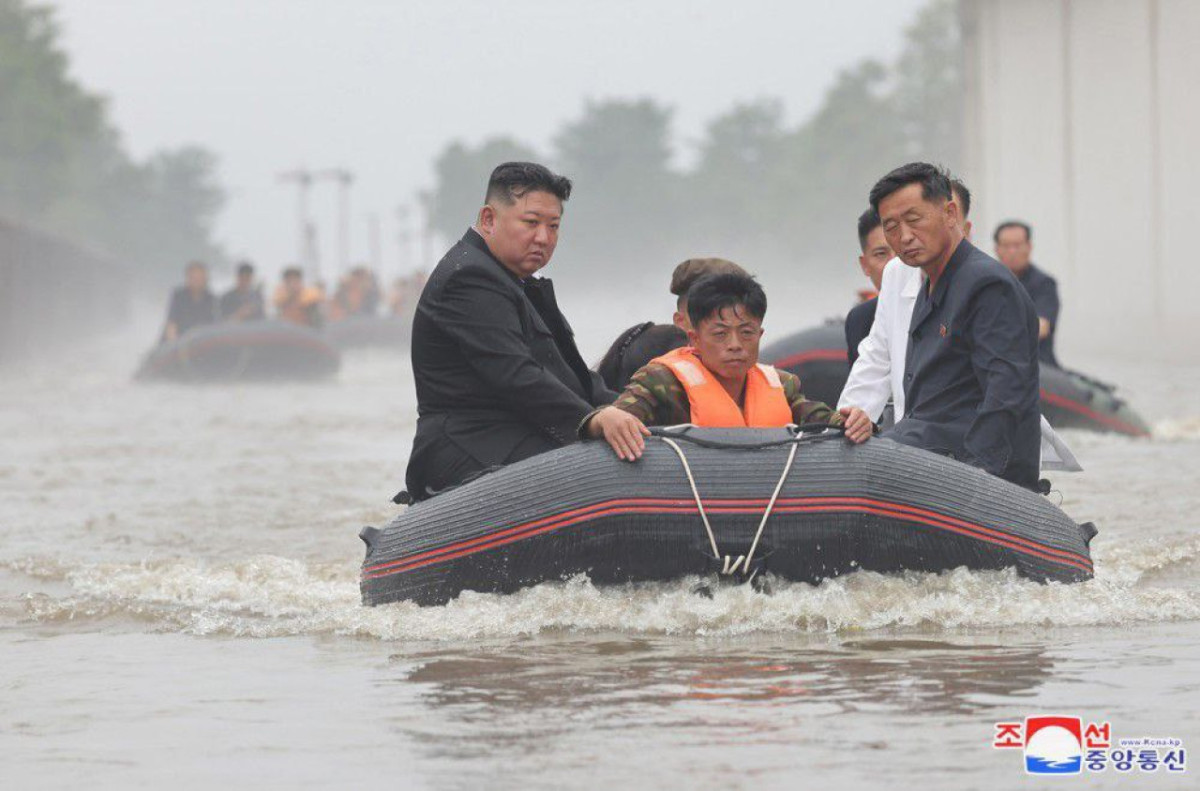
[1, 0, 967, 358]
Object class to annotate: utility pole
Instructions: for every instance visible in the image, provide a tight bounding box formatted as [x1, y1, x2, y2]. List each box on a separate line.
[367, 213, 382, 274]
[315, 168, 354, 275]
[396, 204, 414, 274]
[278, 168, 314, 277]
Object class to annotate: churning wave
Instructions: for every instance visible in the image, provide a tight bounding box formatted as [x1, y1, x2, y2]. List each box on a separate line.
[9, 531, 1200, 642]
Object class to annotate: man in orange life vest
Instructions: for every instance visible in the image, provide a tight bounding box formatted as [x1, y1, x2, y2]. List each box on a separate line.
[581, 272, 874, 459]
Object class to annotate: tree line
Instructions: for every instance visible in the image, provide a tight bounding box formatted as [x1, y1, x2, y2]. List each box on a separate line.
[0, 0, 225, 287]
[420, 0, 962, 289]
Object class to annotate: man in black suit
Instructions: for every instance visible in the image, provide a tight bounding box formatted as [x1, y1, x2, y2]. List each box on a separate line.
[405, 162, 616, 500]
[994, 220, 1062, 367]
[870, 162, 1041, 490]
[844, 208, 893, 365]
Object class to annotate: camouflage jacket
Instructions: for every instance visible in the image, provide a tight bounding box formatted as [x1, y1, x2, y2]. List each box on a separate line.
[579, 361, 843, 434]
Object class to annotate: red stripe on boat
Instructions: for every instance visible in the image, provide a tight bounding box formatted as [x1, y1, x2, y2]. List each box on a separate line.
[363, 495, 1091, 580]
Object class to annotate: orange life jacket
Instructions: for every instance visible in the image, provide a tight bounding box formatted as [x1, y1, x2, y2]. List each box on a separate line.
[651, 346, 792, 428]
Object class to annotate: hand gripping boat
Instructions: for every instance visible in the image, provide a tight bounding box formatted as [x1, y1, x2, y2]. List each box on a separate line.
[360, 427, 1096, 607]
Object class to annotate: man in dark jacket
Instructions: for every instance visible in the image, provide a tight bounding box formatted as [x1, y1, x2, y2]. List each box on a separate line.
[870, 163, 1041, 490]
[161, 260, 216, 343]
[994, 220, 1061, 367]
[405, 162, 616, 500]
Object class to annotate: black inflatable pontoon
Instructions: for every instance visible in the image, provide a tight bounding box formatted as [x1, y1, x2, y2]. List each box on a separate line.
[764, 321, 1150, 437]
[760, 321, 850, 408]
[324, 315, 411, 350]
[137, 320, 340, 382]
[360, 428, 1095, 607]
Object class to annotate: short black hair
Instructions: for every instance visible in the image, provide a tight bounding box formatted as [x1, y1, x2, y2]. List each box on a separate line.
[993, 220, 1032, 243]
[484, 161, 572, 205]
[185, 260, 207, 273]
[236, 261, 254, 277]
[951, 179, 971, 219]
[869, 162, 953, 214]
[282, 266, 302, 279]
[686, 272, 767, 328]
[857, 208, 881, 251]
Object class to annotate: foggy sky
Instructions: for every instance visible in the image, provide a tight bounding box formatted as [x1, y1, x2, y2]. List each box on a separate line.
[52, 0, 925, 283]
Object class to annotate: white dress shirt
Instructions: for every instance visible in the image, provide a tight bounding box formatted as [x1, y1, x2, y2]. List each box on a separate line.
[838, 257, 921, 422]
[836, 256, 1081, 472]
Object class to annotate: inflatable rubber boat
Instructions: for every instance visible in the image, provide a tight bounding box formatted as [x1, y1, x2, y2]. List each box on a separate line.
[759, 321, 849, 408]
[136, 320, 341, 382]
[360, 427, 1096, 607]
[764, 321, 1150, 437]
[324, 315, 411, 350]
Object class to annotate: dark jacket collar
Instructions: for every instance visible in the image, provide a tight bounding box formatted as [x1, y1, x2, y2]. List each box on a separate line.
[463, 227, 527, 284]
[928, 238, 974, 307]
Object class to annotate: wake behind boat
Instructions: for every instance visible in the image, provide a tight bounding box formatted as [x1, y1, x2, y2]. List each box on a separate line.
[360, 427, 1096, 607]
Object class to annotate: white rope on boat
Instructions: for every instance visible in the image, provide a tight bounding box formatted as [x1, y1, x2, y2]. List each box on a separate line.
[658, 436, 799, 579]
[659, 436, 721, 560]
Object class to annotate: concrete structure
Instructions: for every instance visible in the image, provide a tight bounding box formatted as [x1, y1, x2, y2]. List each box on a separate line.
[961, 0, 1199, 359]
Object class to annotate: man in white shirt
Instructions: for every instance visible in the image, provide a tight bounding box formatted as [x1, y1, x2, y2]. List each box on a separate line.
[838, 180, 1079, 471]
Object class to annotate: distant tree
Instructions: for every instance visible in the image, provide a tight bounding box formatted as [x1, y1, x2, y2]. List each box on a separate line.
[552, 98, 680, 278]
[893, 0, 964, 167]
[686, 99, 790, 252]
[420, 136, 542, 244]
[777, 60, 905, 263]
[0, 0, 227, 286]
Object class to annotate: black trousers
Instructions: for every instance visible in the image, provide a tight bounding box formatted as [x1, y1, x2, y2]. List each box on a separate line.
[416, 431, 558, 500]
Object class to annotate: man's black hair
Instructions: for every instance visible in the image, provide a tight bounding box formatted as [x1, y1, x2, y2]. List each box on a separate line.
[485, 161, 572, 205]
[236, 261, 254, 277]
[857, 208, 881, 251]
[951, 179, 971, 219]
[184, 260, 207, 273]
[993, 220, 1032, 243]
[282, 266, 302, 279]
[868, 162, 953, 214]
[686, 272, 767, 328]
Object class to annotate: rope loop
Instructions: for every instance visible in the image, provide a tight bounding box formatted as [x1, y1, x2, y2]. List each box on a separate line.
[658, 435, 799, 582]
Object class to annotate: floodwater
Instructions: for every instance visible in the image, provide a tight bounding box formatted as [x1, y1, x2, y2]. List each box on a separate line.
[2, 317, 1199, 790]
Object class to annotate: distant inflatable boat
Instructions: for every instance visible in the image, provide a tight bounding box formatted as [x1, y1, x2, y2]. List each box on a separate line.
[764, 321, 1151, 437]
[136, 320, 340, 382]
[325, 315, 411, 350]
[759, 321, 850, 408]
[359, 427, 1096, 607]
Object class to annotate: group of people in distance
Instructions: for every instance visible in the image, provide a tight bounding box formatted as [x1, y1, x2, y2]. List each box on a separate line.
[403, 159, 1054, 503]
[160, 260, 426, 344]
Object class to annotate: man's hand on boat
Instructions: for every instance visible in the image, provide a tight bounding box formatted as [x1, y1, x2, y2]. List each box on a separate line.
[839, 406, 874, 444]
[586, 407, 653, 461]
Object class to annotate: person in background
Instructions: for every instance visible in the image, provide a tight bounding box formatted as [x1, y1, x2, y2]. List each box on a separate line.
[994, 220, 1061, 367]
[404, 161, 615, 501]
[584, 272, 872, 460]
[595, 257, 748, 392]
[161, 260, 216, 343]
[218, 261, 265, 322]
[274, 267, 323, 327]
[843, 209, 895, 365]
[360, 268, 381, 315]
[389, 271, 427, 319]
[870, 162, 1041, 490]
[327, 268, 374, 321]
